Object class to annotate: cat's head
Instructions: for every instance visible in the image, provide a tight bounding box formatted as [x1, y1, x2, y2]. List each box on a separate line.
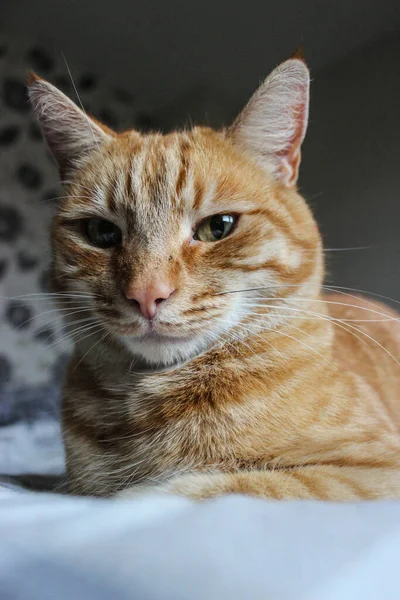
[29, 58, 322, 366]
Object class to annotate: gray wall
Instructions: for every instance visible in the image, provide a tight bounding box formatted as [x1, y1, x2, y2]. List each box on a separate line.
[301, 33, 400, 304]
[4, 0, 400, 112]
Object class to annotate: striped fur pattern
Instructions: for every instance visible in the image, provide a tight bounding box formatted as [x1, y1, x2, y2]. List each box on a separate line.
[29, 59, 400, 500]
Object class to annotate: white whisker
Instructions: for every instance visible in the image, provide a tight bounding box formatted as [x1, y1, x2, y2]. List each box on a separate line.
[241, 301, 400, 367]
[72, 330, 110, 372]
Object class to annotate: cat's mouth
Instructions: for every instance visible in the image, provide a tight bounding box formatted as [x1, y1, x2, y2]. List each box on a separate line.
[116, 322, 211, 366]
[111, 321, 197, 344]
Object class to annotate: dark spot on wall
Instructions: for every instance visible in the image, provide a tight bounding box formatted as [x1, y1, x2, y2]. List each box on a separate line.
[29, 121, 43, 141]
[114, 88, 134, 104]
[0, 355, 12, 390]
[0, 44, 6, 59]
[0, 260, 7, 279]
[3, 78, 29, 112]
[0, 205, 23, 242]
[27, 46, 54, 73]
[0, 125, 20, 146]
[17, 251, 38, 271]
[17, 164, 43, 189]
[35, 326, 56, 345]
[135, 113, 157, 132]
[42, 189, 61, 203]
[5, 301, 33, 330]
[45, 148, 55, 163]
[39, 268, 51, 292]
[79, 73, 96, 91]
[52, 353, 69, 383]
[99, 108, 118, 129]
[54, 75, 71, 93]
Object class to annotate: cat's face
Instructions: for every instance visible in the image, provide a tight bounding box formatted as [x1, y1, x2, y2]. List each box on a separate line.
[29, 58, 322, 366]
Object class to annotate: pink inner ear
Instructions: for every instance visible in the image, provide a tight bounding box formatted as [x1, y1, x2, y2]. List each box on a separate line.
[277, 94, 308, 187]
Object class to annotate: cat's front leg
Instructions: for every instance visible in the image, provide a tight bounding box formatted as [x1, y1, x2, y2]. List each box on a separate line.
[117, 465, 400, 501]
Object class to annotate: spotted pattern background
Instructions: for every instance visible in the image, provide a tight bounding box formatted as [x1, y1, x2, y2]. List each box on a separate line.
[0, 31, 140, 395]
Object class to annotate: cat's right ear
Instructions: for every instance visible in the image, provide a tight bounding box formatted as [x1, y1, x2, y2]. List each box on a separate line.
[228, 58, 310, 187]
[28, 72, 115, 178]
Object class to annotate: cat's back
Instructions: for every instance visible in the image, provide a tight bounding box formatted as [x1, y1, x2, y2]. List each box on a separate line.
[326, 293, 400, 429]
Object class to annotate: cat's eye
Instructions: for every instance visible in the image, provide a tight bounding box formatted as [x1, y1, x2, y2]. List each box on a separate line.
[85, 218, 122, 248]
[194, 214, 237, 242]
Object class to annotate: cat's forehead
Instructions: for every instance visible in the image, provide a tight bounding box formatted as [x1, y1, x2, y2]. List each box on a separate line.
[71, 127, 269, 228]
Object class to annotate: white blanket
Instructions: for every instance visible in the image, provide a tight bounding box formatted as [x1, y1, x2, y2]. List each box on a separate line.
[1, 485, 400, 600]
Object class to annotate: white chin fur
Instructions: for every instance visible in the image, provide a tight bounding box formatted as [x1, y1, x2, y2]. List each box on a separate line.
[117, 302, 243, 367]
[120, 333, 214, 367]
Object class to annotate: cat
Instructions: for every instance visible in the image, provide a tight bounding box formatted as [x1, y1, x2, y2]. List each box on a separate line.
[29, 56, 400, 501]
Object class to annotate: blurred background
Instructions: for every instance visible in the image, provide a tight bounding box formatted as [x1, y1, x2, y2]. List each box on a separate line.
[0, 1, 399, 415]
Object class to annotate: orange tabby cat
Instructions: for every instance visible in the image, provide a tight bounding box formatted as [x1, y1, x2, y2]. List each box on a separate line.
[29, 57, 400, 500]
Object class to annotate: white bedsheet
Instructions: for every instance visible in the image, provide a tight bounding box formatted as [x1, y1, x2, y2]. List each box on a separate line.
[1, 486, 400, 600]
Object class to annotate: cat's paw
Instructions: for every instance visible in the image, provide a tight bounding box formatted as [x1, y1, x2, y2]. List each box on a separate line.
[162, 472, 226, 500]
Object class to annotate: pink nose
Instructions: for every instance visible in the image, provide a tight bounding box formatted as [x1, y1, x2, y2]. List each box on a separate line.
[124, 280, 175, 320]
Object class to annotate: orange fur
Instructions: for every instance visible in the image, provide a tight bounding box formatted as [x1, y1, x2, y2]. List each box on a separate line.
[29, 58, 400, 501]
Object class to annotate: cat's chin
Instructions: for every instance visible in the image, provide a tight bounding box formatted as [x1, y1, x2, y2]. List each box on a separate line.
[120, 331, 212, 367]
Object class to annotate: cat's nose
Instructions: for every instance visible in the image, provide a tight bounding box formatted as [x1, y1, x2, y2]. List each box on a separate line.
[124, 281, 175, 320]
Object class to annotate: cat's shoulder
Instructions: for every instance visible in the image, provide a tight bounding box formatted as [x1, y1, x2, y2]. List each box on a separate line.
[324, 291, 400, 350]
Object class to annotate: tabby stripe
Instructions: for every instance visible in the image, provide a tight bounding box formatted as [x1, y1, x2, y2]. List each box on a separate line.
[175, 139, 190, 198]
[125, 157, 133, 203]
[105, 176, 117, 213]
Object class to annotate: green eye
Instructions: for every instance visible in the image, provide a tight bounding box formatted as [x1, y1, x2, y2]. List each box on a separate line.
[85, 218, 122, 248]
[194, 214, 237, 242]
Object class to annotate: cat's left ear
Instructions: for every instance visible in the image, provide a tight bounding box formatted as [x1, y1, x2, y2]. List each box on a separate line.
[28, 72, 115, 178]
[229, 58, 310, 187]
